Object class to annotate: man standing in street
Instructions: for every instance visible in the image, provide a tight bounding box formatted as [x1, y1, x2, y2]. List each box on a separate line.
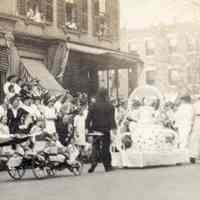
[86, 88, 117, 173]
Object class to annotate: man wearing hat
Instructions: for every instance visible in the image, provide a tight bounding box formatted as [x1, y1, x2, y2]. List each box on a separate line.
[86, 88, 117, 173]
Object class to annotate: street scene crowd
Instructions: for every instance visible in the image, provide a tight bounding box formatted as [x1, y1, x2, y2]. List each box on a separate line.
[0, 74, 200, 180]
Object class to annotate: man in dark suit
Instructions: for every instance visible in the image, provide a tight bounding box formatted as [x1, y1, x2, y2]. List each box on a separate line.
[86, 88, 117, 173]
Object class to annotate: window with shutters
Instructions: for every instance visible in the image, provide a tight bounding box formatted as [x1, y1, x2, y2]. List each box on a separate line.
[17, 0, 53, 24]
[81, 0, 88, 32]
[65, 0, 78, 30]
[46, 0, 53, 22]
[93, 0, 107, 39]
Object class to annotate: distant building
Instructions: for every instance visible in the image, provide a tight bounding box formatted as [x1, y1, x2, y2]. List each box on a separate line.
[121, 22, 200, 96]
[0, 0, 142, 102]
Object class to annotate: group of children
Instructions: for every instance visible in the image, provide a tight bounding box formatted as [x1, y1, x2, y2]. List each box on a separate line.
[0, 74, 92, 164]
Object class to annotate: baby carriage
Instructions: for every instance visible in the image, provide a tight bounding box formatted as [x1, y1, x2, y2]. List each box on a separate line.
[35, 133, 83, 177]
[0, 133, 47, 180]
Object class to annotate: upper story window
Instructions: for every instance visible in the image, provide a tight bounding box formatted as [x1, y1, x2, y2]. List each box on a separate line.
[93, 0, 108, 39]
[128, 41, 138, 54]
[186, 35, 196, 52]
[167, 34, 177, 54]
[98, 0, 106, 16]
[146, 70, 156, 85]
[187, 66, 200, 84]
[17, 0, 53, 23]
[145, 39, 155, 56]
[65, 0, 78, 30]
[168, 68, 178, 86]
[57, 0, 88, 32]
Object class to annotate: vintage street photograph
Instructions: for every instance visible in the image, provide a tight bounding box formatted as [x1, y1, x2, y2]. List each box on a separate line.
[0, 0, 200, 200]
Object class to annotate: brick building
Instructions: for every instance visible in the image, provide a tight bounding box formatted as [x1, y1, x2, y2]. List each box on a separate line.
[0, 0, 142, 102]
[121, 22, 200, 97]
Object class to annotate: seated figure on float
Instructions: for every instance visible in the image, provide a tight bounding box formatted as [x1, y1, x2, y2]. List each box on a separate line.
[112, 85, 190, 168]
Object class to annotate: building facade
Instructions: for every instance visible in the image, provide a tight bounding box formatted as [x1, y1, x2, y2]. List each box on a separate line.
[122, 23, 200, 97]
[0, 0, 142, 102]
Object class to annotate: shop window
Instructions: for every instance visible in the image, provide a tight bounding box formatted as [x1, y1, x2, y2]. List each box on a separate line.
[65, 0, 78, 30]
[118, 69, 129, 98]
[109, 70, 118, 99]
[17, 0, 53, 23]
[98, 70, 108, 89]
[145, 40, 155, 56]
[146, 70, 156, 85]
[93, 0, 107, 38]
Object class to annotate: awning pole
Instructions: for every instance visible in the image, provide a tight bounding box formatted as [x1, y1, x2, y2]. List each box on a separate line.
[116, 69, 119, 103]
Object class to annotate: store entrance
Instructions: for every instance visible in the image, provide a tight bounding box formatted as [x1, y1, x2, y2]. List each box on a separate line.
[98, 67, 138, 100]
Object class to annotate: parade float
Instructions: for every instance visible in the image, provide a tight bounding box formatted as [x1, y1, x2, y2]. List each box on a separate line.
[111, 85, 190, 168]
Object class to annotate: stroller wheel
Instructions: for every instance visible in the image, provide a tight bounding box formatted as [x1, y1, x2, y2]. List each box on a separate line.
[7, 154, 25, 180]
[46, 168, 57, 177]
[7, 166, 25, 180]
[72, 161, 83, 176]
[32, 157, 48, 179]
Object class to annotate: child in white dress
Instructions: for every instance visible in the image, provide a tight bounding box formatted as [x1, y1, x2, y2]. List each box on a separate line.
[74, 105, 87, 147]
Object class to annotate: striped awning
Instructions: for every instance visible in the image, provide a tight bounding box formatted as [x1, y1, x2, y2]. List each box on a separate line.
[20, 58, 64, 95]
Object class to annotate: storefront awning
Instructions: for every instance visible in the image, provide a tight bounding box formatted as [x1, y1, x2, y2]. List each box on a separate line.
[21, 58, 64, 95]
[68, 42, 143, 69]
[68, 43, 107, 55]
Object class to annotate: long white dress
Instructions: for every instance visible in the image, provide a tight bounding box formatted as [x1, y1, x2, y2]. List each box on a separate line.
[174, 103, 194, 150]
[74, 114, 86, 146]
[43, 106, 57, 135]
[189, 100, 200, 158]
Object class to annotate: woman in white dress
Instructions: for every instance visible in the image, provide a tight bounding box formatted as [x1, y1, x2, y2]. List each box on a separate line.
[174, 95, 194, 150]
[189, 97, 200, 163]
[74, 106, 87, 147]
[43, 97, 57, 137]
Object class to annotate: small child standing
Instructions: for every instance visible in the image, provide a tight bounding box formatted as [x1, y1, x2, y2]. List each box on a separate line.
[0, 115, 13, 155]
[74, 103, 87, 149]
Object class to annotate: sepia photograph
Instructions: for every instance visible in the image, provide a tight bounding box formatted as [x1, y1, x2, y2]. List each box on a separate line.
[0, 0, 200, 200]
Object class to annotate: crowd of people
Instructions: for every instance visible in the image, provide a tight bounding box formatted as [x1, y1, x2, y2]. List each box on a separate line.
[1, 74, 200, 173]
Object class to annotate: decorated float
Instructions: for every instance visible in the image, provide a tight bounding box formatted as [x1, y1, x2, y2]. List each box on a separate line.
[111, 85, 190, 168]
